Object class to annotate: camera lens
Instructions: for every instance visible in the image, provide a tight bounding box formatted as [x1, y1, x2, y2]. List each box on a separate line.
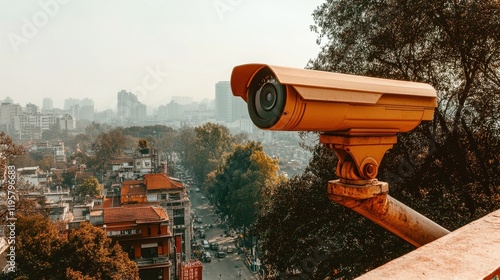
[246, 67, 287, 129]
[248, 81, 286, 128]
[258, 83, 278, 111]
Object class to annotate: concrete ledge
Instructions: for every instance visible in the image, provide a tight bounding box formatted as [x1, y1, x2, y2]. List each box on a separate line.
[356, 209, 500, 280]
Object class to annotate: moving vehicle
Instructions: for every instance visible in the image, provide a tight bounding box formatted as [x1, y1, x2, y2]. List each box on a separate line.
[201, 252, 212, 262]
[202, 240, 210, 250]
[210, 242, 219, 250]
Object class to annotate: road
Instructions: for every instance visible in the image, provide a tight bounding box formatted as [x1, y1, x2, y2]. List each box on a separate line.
[189, 189, 259, 280]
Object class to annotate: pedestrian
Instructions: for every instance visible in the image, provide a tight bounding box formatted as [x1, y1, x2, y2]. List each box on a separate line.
[238, 268, 242, 277]
[219, 274, 223, 280]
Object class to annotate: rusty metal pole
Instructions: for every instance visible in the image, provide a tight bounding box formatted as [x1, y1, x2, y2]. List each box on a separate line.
[328, 179, 450, 247]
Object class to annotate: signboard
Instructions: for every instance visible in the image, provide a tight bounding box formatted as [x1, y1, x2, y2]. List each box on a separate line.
[180, 261, 203, 280]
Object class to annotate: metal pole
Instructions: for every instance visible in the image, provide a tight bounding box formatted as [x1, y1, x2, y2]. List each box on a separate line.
[328, 180, 450, 247]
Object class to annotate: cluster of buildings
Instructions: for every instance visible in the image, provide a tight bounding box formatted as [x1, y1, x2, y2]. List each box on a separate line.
[16, 146, 195, 280]
[0, 81, 252, 142]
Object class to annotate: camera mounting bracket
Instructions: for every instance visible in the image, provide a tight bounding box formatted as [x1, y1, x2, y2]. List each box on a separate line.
[320, 131, 398, 181]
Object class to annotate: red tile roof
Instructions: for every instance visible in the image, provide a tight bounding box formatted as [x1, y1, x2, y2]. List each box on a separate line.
[144, 173, 183, 190]
[122, 180, 143, 186]
[104, 205, 168, 224]
[125, 185, 146, 195]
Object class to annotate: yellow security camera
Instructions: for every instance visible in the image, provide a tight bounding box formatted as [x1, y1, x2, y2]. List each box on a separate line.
[231, 64, 452, 247]
[231, 63, 438, 181]
[230, 64, 437, 135]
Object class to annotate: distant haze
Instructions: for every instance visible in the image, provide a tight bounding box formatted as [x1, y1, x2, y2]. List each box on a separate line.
[0, 0, 323, 111]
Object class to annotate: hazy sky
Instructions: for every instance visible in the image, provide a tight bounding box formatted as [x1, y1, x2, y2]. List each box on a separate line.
[0, 0, 324, 111]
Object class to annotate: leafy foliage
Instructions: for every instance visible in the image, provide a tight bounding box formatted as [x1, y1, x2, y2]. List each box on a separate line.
[177, 123, 235, 185]
[87, 128, 127, 172]
[3, 215, 139, 280]
[63, 222, 139, 280]
[258, 0, 500, 278]
[74, 176, 103, 198]
[8, 214, 66, 280]
[255, 144, 413, 279]
[210, 141, 281, 227]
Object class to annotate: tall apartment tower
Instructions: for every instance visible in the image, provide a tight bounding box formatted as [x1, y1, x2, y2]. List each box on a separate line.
[117, 90, 147, 122]
[42, 98, 53, 113]
[215, 81, 231, 122]
[215, 81, 247, 123]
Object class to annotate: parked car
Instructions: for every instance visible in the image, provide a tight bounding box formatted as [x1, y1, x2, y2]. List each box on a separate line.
[226, 246, 235, 254]
[210, 242, 219, 250]
[216, 251, 226, 258]
[198, 230, 206, 238]
[202, 240, 210, 250]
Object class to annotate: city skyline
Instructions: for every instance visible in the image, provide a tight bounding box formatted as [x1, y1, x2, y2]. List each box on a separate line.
[2, 88, 217, 115]
[1, 1, 324, 111]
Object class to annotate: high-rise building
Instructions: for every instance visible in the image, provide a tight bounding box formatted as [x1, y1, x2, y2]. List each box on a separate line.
[117, 90, 147, 122]
[215, 81, 232, 122]
[215, 81, 247, 123]
[64, 98, 80, 111]
[0, 102, 21, 135]
[42, 98, 53, 113]
[64, 98, 95, 121]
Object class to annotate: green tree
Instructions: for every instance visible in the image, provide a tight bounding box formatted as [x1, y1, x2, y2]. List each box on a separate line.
[42, 123, 68, 142]
[173, 126, 196, 170]
[8, 214, 66, 280]
[63, 222, 139, 280]
[255, 144, 411, 279]
[39, 154, 55, 171]
[178, 123, 234, 185]
[88, 128, 127, 172]
[309, 0, 500, 225]
[257, 0, 500, 278]
[212, 141, 280, 228]
[4, 215, 139, 280]
[84, 122, 112, 143]
[138, 138, 149, 149]
[1, 131, 26, 172]
[74, 176, 103, 198]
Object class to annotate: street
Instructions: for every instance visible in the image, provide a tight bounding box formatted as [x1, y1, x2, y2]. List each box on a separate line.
[189, 188, 259, 280]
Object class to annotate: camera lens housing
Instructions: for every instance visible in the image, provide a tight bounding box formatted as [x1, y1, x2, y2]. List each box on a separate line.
[246, 68, 287, 129]
[231, 64, 437, 134]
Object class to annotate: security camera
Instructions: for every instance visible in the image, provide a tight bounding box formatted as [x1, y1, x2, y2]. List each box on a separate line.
[230, 64, 437, 135]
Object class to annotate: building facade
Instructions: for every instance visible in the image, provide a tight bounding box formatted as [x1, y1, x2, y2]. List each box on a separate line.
[119, 173, 192, 261]
[92, 205, 173, 280]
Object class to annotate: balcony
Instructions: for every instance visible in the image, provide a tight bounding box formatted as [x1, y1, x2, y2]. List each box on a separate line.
[135, 255, 172, 267]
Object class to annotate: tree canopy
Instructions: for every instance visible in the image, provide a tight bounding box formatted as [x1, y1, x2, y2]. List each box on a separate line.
[209, 141, 281, 227]
[257, 0, 500, 278]
[87, 128, 127, 172]
[74, 176, 103, 199]
[177, 123, 235, 185]
[2, 214, 139, 280]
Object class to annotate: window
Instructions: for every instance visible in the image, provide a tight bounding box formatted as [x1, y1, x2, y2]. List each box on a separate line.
[141, 243, 158, 258]
[169, 193, 181, 200]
